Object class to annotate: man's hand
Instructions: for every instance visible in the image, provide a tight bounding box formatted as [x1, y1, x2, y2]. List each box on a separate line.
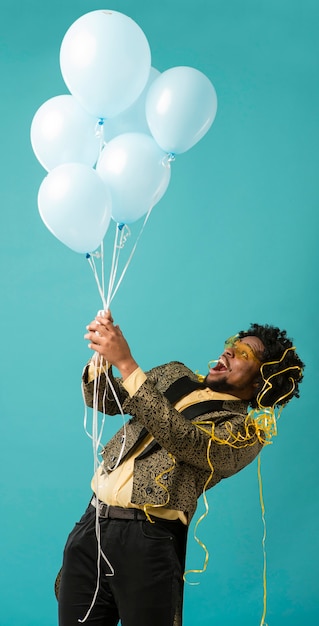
[84, 310, 138, 380]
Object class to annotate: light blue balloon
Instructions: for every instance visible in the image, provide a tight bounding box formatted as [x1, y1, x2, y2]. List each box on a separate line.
[146, 66, 218, 154]
[60, 10, 151, 119]
[103, 68, 160, 142]
[96, 133, 171, 224]
[38, 163, 112, 253]
[31, 95, 100, 171]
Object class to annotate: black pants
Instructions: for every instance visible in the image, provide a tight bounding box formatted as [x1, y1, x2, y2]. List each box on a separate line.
[58, 504, 188, 626]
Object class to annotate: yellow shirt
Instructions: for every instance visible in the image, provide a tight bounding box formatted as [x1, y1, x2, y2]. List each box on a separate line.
[88, 363, 239, 524]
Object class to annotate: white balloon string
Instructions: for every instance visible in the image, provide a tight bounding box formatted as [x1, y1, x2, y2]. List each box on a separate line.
[87, 207, 152, 312]
[79, 359, 118, 624]
[82, 362, 106, 448]
[162, 152, 175, 166]
[81, 209, 152, 619]
[87, 254, 107, 310]
[106, 225, 121, 310]
[100, 239, 105, 301]
[79, 367, 104, 624]
[82, 359, 127, 468]
[85, 210, 153, 465]
[78, 503, 114, 624]
[103, 370, 127, 471]
[95, 118, 106, 156]
[105, 223, 131, 309]
[108, 206, 153, 304]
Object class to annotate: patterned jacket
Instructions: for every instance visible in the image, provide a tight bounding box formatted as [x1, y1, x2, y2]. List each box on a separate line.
[83, 361, 263, 523]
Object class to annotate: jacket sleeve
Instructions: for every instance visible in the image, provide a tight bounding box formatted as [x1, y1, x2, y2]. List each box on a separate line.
[82, 363, 129, 415]
[81, 360, 185, 416]
[123, 377, 263, 477]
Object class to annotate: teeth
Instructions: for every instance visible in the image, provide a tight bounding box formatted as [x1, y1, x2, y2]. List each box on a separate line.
[217, 357, 231, 372]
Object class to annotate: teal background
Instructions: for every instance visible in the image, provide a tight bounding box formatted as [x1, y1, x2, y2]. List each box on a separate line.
[0, 1, 318, 624]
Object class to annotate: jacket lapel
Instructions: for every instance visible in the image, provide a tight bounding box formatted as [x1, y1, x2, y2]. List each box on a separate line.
[136, 379, 224, 461]
[115, 426, 149, 467]
[163, 375, 206, 403]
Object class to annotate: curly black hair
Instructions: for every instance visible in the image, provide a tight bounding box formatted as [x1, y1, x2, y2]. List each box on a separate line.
[238, 323, 305, 408]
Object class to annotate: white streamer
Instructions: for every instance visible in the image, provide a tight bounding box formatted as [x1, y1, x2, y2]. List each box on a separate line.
[80, 211, 152, 621]
[110, 208, 153, 304]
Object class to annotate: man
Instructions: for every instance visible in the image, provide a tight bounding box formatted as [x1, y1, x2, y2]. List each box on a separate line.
[57, 311, 304, 626]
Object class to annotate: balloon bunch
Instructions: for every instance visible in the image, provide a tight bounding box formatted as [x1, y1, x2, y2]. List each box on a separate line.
[31, 9, 217, 257]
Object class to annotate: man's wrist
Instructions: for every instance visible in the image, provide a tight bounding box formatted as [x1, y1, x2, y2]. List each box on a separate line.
[118, 358, 139, 381]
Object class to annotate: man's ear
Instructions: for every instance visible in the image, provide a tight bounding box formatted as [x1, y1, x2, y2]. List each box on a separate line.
[252, 375, 263, 393]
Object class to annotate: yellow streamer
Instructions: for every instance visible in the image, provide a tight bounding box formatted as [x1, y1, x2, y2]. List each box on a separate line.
[183, 412, 274, 602]
[183, 434, 215, 583]
[142, 454, 176, 523]
[257, 455, 268, 626]
[188, 346, 303, 618]
[257, 346, 302, 409]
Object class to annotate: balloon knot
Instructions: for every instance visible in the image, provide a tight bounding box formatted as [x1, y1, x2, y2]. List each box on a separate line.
[86, 253, 91, 259]
[168, 152, 176, 162]
[118, 223, 125, 231]
[98, 118, 105, 126]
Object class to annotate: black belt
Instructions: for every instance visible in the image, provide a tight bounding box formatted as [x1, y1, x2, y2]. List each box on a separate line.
[91, 496, 147, 520]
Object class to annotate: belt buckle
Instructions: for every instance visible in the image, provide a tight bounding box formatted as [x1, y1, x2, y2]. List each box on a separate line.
[100, 502, 110, 518]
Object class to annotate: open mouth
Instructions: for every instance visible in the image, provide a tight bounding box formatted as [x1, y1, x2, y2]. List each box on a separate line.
[213, 362, 228, 372]
[210, 357, 229, 372]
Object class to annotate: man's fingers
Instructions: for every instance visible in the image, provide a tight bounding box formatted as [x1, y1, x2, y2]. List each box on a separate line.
[96, 318, 117, 334]
[85, 330, 98, 342]
[96, 309, 113, 323]
[85, 325, 116, 343]
[87, 319, 110, 332]
[104, 309, 114, 322]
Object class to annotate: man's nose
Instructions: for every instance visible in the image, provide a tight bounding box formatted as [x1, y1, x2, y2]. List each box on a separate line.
[224, 347, 235, 358]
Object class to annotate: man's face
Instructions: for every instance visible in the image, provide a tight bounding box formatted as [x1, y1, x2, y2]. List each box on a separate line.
[205, 335, 265, 400]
